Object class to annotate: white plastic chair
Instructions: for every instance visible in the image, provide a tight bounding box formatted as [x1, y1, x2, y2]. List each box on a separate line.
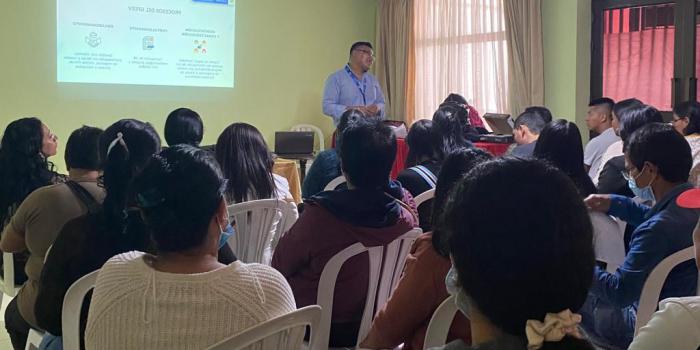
[634, 247, 699, 336]
[323, 176, 346, 192]
[291, 124, 325, 152]
[589, 212, 626, 273]
[423, 295, 461, 350]
[206, 305, 322, 350]
[227, 199, 298, 265]
[25, 329, 44, 350]
[313, 228, 422, 350]
[62, 270, 99, 350]
[1, 252, 21, 298]
[414, 189, 435, 210]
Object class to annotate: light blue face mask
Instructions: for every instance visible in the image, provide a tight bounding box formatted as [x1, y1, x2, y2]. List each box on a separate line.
[445, 266, 471, 317]
[218, 221, 235, 249]
[626, 166, 656, 204]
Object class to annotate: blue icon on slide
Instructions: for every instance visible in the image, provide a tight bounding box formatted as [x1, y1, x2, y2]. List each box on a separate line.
[85, 32, 101, 48]
[143, 36, 155, 50]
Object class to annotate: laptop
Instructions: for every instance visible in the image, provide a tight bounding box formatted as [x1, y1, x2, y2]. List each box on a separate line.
[274, 131, 315, 159]
[476, 113, 515, 144]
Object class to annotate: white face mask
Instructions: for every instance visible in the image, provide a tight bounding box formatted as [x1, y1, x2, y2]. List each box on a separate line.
[445, 266, 471, 317]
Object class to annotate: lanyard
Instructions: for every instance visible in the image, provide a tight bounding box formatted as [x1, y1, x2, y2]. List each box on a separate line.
[345, 65, 367, 105]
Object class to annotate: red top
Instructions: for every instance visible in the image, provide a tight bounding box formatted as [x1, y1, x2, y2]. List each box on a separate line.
[360, 232, 471, 349]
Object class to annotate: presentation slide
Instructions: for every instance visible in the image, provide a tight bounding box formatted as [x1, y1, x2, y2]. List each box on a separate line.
[57, 0, 235, 88]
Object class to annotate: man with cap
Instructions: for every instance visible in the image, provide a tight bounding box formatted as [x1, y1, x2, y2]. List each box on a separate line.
[581, 123, 699, 349]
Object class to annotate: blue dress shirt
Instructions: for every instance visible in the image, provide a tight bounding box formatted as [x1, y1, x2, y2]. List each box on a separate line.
[591, 183, 699, 308]
[322, 65, 386, 125]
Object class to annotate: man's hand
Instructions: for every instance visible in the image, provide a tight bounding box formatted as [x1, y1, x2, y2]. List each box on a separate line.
[584, 194, 612, 213]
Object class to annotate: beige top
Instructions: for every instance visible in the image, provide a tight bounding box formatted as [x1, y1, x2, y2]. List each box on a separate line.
[1, 180, 104, 327]
[629, 297, 700, 350]
[686, 134, 700, 187]
[85, 251, 297, 350]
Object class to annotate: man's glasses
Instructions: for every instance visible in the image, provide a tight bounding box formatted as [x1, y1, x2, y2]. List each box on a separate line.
[355, 49, 375, 58]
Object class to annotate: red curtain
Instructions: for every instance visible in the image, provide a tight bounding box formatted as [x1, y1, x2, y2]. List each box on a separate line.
[602, 7, 674, 110]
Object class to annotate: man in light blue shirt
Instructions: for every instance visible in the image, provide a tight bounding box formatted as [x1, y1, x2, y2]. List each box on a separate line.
[322, 41, 386, 125]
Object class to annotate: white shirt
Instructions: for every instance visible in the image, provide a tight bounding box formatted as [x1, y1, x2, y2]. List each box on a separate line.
[593, 139, 624, 186]
[629, 296, 700, 350]
[585, 128, 621, 180]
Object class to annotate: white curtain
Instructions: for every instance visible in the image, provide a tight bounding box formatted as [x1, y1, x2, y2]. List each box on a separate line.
[414, 0, 509, 120]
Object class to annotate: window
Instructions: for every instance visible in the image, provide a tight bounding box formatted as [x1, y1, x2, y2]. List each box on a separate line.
[414, 0, 509, 119]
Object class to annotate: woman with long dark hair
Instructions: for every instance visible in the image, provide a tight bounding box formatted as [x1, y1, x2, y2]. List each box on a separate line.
[672, 101, 700, 186]
[35, 119, 161, 349]
[215, 123, 293, 203]
[534, 119, 597, 198]
[361, 148, 492, 350]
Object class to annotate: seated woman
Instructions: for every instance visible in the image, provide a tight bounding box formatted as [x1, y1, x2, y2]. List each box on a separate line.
[35, 119, 162, 347]
[84, 145, 296, 350]
[216, 123, 294, 203]
[671, 100, 700, 186]
[164, 107, 204, 147]
[534, 119, 596, 198]
[0, 117, 60, 348]
[397, 119, 441, 231]
[434, 157, 595, 350]
[361, 147, 492, 350]
[302, 109, 364, 198]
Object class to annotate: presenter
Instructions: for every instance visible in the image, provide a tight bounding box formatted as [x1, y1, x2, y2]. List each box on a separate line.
[322, 41, 386, 125]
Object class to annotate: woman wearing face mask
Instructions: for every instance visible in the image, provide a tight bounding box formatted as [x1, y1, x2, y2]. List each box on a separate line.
[431, 157, 596, 350]
[84, 145, 296, 350]
[582, 123, 698, 349]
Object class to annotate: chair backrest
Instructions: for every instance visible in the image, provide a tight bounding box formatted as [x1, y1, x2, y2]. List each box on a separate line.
[227, 199, 297, 264]
[589, 212, 625, 273]
[634, 246, 698, 336]
[206, 305, 322, 350]
[1, 252, 18, 297]
[312, 228, 422, 350]
[323, 176, 346, 192]
[414, 189, 435, 211]
[62, 270, 99, 350]
[291, 124, 325, 152]
[423, 295, 461, 350]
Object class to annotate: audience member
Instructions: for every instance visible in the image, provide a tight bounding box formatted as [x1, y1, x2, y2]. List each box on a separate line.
[0, 117, 60, 302]
[432, 105, 473, 157]
[302, 109, 364, 198]
[510, 110, 546, 158]
[362, 148, 492, 350]
[271, 119, 418, 347]
[438, 101, 481, 141]
[584, 98, 619, 178]
[1, 126, 104, 348]
[534, 120, 596, 197]
[398, 119, 440, 231]
[672, 100, 700, 186]
[432, 158, 595, 350]
[215, 123, 293, 203]
[164, 107, 204, 147]
[592, 98, 644, 185]
[84, 145, 296, 350]
[597, 105, 662, 197]
[582, 123, 698, 349]
[34, 119, 162, 348]
[443, 93, 486, 131]
[524, 106, 553, 123]
[628, 188, 700, 349]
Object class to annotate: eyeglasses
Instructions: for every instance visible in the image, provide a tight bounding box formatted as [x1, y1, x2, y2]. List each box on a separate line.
[355, 49, 375, 58]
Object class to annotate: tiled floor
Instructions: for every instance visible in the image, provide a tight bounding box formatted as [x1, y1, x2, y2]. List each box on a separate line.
[0, 296, 14, 350]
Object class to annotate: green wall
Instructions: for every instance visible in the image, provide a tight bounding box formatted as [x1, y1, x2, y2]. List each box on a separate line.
[0, 1, 377, 172]
[542, 0, 591, 136]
